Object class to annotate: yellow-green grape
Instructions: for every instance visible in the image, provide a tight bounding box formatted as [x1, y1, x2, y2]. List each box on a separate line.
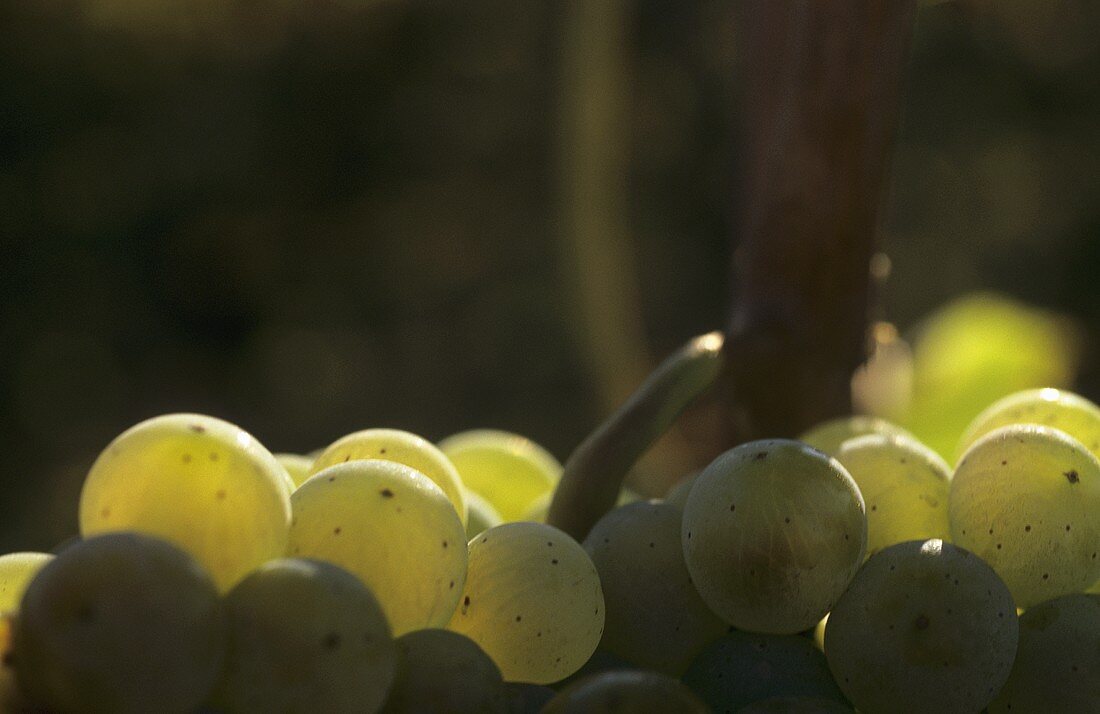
[958, 388, 1100, 461]
[834, 434, 951, 559]
[213, 558, 396, 714]
[681, 630, 846, 712]
[0, 553, 53, 613]
[522, 489, 639, 524]
[466, 490, 503, 540]
[13, 533, 226, 714]
[288, 460, 467, 636]
[275, 453, 315, 489]
[824, 539, 1018, 714]
[312, 428, 467, 525]
[798, 416, 913, 456]
[381, 629, 507, 714]
[438, 430, 561, 522]
[542, 671, 708, 714]
[949, 424, 1100, 607]
[812, 613, 828, 652]
[663, 472, 698, 510]
[738, 696, 855, 713]
[447, 522, 603, 685]
[582, 502, 726, 676]
[682, 440, 866, 634]
[987, 593, 1100, 712]
[78, 413, 292, 592]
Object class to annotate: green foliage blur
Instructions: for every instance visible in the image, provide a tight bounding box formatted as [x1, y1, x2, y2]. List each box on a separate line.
[1, 0, 1098, 551]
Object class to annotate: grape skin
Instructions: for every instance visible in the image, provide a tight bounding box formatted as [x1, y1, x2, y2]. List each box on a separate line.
[275, 452, 315, 489]
[381, 629, 507, 714]
[958, 387, 1100, 461]
[0, 553, 53, 614]
[681, 440, 866, 634]
[288, 460, 468, 636]
[447, 522, 603, 685]
[949, 424, 1100, 607]
[798, 416, 913, 456]
[465, 489, 503, 540]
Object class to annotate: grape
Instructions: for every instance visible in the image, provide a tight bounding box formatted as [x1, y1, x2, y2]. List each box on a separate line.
[582, 501, 726, 675]
[447, 522, 603, 685]
[438, 429, 561, 522]
[311, 428, 467, 524]
[833, 433, 951, 558]
[663, 472, 698, 509]
[798, 416, 912, 456]
[13, 533, 226, 714]
[78, 413, 292, 592]
[466, 489, 503, 540]
[986, 593, 1100, 712]
[681, 630, 846, 712]
[381, 629, 507, 714]
[958, 387, 1100, 461]
[275, 452, 315, 489]
[737, 695, 855, 713]
[523, 488, 640, 524]
[542, 670, 708, 714]
[212, 558, 396, 714]
[288, 460, 467, 636]
[949, 424, 1100, 607]
[0, 553, 53, 613]
[824, 539, 1018, 714]
[681, 440, 866, 634]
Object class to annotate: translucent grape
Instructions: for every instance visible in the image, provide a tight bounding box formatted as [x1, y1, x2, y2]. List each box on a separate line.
[438, 429, 561, 522]
[582, 501, 725, 675]
[542, 670, 708, 714]
[311, 428, 467, 524]
[0, 553, 52, 613]
[798, 416, 912, 456]
[79, 413, 292, 591]
[447, 522, 603, 685]
[13, 533, 226, 714]
[958, 387, 1100, 461]
[949, 424, 1100, 607]
[681, 630, 846, 712]
[986, 593, 1100, 712]
[212, 558, 396, 714]
[681, 440, 866, 634]
[522, 488, 640, 524]
[275, 452, 315, 489]
[465, 489, 503, 540]
[824, 539, 1018, 714]
[288, 460, 467, 636]
[381, 629, 507, 714]
[834, 433, 951, 558]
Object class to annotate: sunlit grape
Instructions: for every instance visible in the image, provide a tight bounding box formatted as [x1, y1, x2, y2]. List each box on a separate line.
[275, 452, 315, 489]
[958, 387, 1100, 461]
[542, 670, 708, 714]
[79, 413, 292, 591]
[465, 489, 503, 540]
[798, 416, 913, 456]
[447, 522, 603, 685]
[381, 629, 507, 713]
[682, 440, 866, 634]
[311, 428, 467, 524]
[0, 553, 53, 613]
[288, 460, 467, 635]
[949, 424, 1100, 607]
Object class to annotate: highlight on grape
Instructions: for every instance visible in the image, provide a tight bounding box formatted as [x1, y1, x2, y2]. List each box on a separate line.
[1, 388, 1099, 712]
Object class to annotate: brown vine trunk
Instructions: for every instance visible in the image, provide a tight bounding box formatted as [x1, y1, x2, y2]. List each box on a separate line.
[724, 1, 917, 442]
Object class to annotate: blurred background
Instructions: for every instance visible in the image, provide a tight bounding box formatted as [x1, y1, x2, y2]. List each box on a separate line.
[1, 0, 1097, 551]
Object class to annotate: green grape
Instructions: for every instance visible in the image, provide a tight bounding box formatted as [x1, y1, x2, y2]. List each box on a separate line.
[986, 593, 1100, 712]
[798, 416, 913, 456]
[381, 629, 507, 714]
[78, 413, 292, 592]
[542, 670, 708, 714]
[288, 460, 467, 636]
[447, 522, 603, 685]
[522, 488, 639, 524]
[663, 472, 698, 510]
[466, 489, 503, 540]
[958, 387, 1100, 461]
[582, 501, 726, 676]
[949, 424, 1100, 607]
[0, 553, 53, 613]
[212, 558, 396, 714]
[312, 428, 467, 525]
[681, 630, 846, 712]
[438, 429, 561, 522]
[681, 440, 866, 634]
[737, 696, 855, 713]
[13, 533, 226, 714]
[275, 452, 315, 489]
[824, 539, 1018, 714]
[834, 433, 951, 559]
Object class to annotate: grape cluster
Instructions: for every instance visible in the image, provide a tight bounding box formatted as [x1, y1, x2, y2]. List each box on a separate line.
[0, 388, 1098, 712]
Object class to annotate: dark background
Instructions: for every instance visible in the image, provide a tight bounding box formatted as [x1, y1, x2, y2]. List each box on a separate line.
[2, 0, 1098, 551]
